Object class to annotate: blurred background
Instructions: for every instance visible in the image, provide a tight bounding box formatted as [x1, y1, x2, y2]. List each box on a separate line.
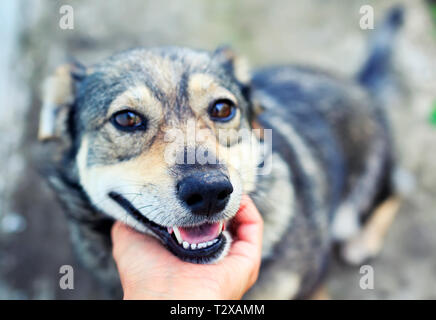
[0, 0, 435, 299]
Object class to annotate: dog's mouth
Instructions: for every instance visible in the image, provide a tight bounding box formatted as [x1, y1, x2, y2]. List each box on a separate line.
[108, 192, 229, 263]
[168, 222, 224, 250]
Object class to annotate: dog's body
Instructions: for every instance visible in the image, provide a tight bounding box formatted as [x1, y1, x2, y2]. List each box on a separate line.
[246, 64, 394, 298]
[38, 8, 402, 299]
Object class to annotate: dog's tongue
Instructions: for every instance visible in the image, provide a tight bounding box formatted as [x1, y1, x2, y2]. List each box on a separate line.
[178, 222, 222, 244]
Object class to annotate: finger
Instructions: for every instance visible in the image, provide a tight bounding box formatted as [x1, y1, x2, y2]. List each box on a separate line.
[221, 195, 263, 292]
[112, 221, 140, 258]
[230, 194, 263, 248]
[111, 221, 165, 262]
[233, 194, 263, 225]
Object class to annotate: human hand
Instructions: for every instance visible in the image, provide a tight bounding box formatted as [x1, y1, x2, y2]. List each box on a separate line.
[111, 194, 263, 300]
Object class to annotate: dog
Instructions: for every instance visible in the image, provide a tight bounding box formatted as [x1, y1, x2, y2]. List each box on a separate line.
[37, 7, 403, 299]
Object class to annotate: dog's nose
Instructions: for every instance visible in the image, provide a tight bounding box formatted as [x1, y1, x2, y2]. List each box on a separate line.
[177, 172, 233, 216]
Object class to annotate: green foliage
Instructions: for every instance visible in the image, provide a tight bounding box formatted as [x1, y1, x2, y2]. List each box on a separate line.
[430, 101, 436, 126]
[429, 1, 436, 38]
[431, 3, 436, 24]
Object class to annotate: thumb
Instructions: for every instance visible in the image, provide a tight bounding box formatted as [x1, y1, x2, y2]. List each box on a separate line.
[111, 222, 175, 268]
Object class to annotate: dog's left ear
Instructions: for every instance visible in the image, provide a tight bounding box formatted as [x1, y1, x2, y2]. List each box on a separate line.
[38, 62, 86, 141]
[213, 46, 265, 131]
[212, 45, 251, 85]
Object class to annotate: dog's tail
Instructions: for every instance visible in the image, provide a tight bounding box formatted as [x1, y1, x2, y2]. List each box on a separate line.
[356, 5, 404, 94]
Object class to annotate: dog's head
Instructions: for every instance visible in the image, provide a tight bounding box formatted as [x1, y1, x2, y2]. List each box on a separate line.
[39, 46, 262, 263]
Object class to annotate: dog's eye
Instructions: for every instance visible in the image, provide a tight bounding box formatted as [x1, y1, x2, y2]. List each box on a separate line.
[209, 99, 236, 122]
[111, 110, 145, 131]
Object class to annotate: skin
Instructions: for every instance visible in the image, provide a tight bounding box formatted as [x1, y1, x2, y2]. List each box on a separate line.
[111, 195, 263, 300]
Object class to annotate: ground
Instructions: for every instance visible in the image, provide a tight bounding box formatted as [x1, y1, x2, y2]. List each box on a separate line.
[0, 0, 435, 299]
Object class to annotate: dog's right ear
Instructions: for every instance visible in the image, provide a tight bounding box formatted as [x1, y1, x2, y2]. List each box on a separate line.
[212, 45, 251, 85]
[38, 62, 86, 141]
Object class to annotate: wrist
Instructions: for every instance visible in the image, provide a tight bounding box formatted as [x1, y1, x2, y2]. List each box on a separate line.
[122, 278, 224, 300]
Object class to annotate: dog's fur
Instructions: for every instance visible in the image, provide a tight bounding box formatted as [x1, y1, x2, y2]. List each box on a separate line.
[38, 8, 403, 298]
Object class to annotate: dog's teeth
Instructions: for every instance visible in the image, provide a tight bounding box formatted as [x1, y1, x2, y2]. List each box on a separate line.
[182, 241, 189, 249]
[173, 226, 183, 244]
[219, 221, 224, 232]
[176, 225, 222, 250]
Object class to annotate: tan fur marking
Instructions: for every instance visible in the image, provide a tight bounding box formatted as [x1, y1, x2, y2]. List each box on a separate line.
[232, 55, 251, 84]
[215, 47, 251, 84]
[39, 64, 75, 140]
[342, 196, 402, 265]
[310, 285, 330, 300]
[107, 85, 163, 122]
[46, 64, 74, 105]
[188, 73, 239, 124]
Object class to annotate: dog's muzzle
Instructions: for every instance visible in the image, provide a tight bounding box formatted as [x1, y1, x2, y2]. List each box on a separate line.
[108, 171, 234, 264]
[177, 171, 233, 217]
